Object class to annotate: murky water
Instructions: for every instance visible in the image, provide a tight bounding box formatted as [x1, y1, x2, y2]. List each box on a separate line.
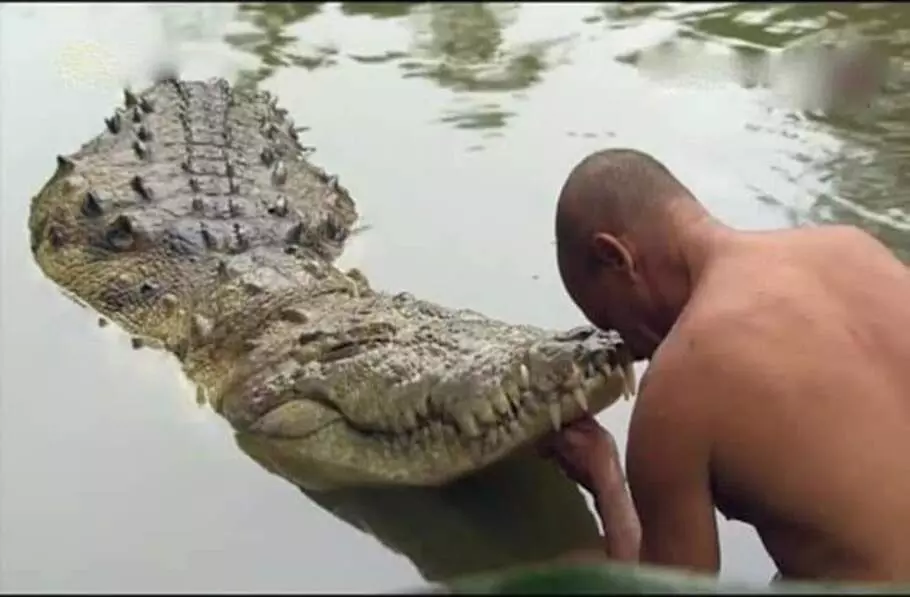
[2, 2, 908, 592]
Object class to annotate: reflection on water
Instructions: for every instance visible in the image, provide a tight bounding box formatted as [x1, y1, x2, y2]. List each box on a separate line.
[223, 2, 910, 259]
[403, 3, 526, 91]
[240, 435, 604, 583]
[4, 1, 910, 592]
[228, 2, 333, 88]
[403, 3, 561, 132]
[225, 2, 566, 134]
[340, 2, 418, 19]
[595, 1, 910, 260]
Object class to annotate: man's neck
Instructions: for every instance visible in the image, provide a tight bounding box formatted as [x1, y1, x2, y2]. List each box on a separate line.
[645, 209, 737, 336]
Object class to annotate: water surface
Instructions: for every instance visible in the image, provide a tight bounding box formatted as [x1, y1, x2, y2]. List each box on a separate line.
[2, 2, 908, 592]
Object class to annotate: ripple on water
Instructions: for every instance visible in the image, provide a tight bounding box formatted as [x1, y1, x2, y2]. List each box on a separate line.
[5, 2, 910, 593]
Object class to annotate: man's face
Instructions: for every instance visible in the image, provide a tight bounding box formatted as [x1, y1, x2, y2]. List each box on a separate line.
[557, 249, 654, 361]
[559, 252, 632, 335]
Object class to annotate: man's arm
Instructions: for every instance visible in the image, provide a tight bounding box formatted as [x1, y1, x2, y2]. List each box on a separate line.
[540, 417, 641, 562]
[591, 428, 641, 561]
[625, 358, 720, 573]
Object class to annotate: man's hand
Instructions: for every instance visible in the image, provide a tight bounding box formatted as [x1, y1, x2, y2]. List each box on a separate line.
[539, 416, 642, 561]
[538, 415, 622, 497]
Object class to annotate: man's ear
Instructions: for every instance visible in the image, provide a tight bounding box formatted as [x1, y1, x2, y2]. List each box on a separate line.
[591, 233, 633, 273]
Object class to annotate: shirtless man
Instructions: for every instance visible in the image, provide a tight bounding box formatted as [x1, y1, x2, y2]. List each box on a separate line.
[543, 148, 910, 582]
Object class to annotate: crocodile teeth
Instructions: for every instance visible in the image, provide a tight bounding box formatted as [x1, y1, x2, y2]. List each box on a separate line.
[492, 389, 511, 416]
[567, 363, 583, 388]
[549, 403, 562, 431]
[614, 365, 631, 400]
[453, 411, 481, 438]
[518, 363, 530, 390]
[623, 361, 637, 398]
[414, 393, 430, 419]
[586, 362, 597, 378]
[401, 408, 418, 430]
[473, 401, 497, 426]
[573, 387, 589, 412]
[615, 365, 631, 400]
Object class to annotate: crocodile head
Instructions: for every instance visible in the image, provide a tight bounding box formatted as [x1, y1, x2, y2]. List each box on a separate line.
[226, 318, 634, 490]
[27, 76, 634, 491]
[27, 76, 632, 580]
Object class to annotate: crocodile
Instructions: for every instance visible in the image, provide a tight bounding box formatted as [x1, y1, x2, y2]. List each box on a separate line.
[29, 77, 909, 594]
[27, 77, 633, 580]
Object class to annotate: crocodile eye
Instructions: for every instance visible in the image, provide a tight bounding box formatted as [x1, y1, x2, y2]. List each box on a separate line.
[105, 215, 136, 251]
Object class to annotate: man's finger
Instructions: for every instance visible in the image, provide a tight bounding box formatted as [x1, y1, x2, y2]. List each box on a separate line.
[569, 413, 601, 431]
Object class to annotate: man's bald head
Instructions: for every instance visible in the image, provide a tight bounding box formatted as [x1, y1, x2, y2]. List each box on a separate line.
[553, 149, 703, 356]
[555, 148, 696, 260]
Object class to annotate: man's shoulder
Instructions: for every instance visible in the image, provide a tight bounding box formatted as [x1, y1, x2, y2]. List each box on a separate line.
[641, 306, 776, 401]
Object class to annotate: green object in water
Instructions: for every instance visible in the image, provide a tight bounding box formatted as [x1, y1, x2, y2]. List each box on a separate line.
[413, 561, 910, 594]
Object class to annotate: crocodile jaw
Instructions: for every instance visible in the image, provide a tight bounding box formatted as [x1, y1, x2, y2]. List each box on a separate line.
[233, 330, 635, 490]
[26, 77, 635, 493]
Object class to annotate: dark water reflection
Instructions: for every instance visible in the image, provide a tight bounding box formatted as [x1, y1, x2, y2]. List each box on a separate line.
[228, 2, 563, 135]
[2, 1, 909, 592]
[601, 1, 910, 259]
[228, 3, 334, 87]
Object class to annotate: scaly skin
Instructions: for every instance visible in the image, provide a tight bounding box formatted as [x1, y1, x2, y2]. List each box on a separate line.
[28, 77, 635, 490]
[27, 78, 910, 591]
[28, 77, 624, 580]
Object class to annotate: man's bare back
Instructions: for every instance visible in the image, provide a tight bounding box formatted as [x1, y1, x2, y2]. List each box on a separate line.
[552, 149, 910, 582]
[646, 225, 910, 580]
